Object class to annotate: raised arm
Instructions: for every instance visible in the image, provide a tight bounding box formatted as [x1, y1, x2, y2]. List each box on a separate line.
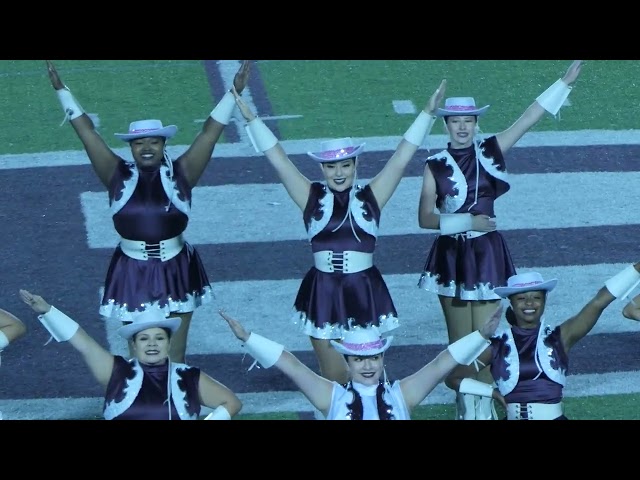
[19, 289, 115, 388]
[496, 60, 584, 154]
[369, 80, 446, 210]
[219, 310, 334, 414]
[0, 308, 27, 351]
[231, 87, 311, 211]
[400, 306, 501, 410]
[46, 60, 122, 188]
[561, 262, 640, 351]
[178, 60, 251, 187]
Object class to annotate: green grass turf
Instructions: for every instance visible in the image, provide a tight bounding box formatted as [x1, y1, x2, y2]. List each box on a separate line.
[4, 59, 638, 420]
[230, 393, 640, 420]
[0, 60, 638, 155]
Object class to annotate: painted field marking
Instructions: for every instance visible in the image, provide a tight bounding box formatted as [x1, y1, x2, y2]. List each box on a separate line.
[3, 129, 640, 170]
[194, 115, 304, 124]
[98, 264, 640, 356]
[80, 171, 640, 249]
[393, 100, 417, 114]
[4, 128, 640, 419]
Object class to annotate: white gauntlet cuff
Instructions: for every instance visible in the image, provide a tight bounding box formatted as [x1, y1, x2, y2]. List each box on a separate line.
[244, 332, 284, 368]
[56, 88, 84, 121]
[203, 405, 231, 420]
[536, 79, 572, 116]
[605, 265, 640, 299]
[245, 118, 279, 153]
[439, 213, 473, 235]
[210, 91, 237, 125]
[459, 378, 494, 397]
[38, 306, 79, 342]
[403, 111, 436, 146]
[448, 331, 490, 365]
[0, 331, 9, 351]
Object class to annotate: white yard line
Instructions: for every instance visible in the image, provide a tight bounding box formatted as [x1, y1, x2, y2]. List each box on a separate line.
[2, 129, 640, 170]
[80, 171, 640, 248]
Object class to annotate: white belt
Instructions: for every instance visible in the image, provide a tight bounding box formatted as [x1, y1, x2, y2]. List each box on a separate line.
[119, 235, 185, 262]
[313, 250, 373, 273]
[449, 230, 489, 240]
[506, 402, 564, 420]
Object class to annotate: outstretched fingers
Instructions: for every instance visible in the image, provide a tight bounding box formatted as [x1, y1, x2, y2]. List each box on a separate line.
[231, 87, 255, 120]
[563, 60, 584, 85]
[480, 304, 503, 338]
[233, 60, 251, 93]
[239, 60, 251, 74]
[218, 309, 249, 341]
[44, 60, 64, 89]
[427, 79, 447, 114]
[18, 289, 34, 304]
[18, 289, 44, 312]
[219, 309, 241, 328]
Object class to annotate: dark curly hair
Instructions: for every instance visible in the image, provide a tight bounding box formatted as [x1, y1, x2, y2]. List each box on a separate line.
[345, 381, 395, 420]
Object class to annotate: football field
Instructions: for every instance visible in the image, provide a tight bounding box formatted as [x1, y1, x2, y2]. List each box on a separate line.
[1, 60, 639, 420]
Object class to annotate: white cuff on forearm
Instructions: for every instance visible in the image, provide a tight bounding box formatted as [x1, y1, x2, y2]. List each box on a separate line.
[448, 331, 490, 365]
[245, 118, 278, 153]
[439, 213, 473, 235]
[203, 405, 231, 420]
[38, 306, 79, 342]
[0, 331, 8, 352]
[244, 332, 284, 368]
[536, 79, 572, 116]
[210, 91, 236, 125]
[56, 88, 84, 121]
[403, 111, 436, 146]
[605, 265, 640, 299]
[459, 378, 494, 397]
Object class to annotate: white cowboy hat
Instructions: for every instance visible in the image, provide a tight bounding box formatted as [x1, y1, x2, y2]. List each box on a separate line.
[330, 325, 393, 356]
[117, 308, 181, 340]
[493, 272, 558, 299]
[436, 97, 490, 117]
[114, 119, 178, 142]
[307, 137, 366, 163]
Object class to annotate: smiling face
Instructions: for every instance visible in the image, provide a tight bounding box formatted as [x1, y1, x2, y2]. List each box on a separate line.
[509, 290, 547, 328]
[444, 116, 478, 149]
[132, 327, 171, 365]
[129, 136, 166, 169]
[320, 158, 357, 192]
[346, 354, 384, 385]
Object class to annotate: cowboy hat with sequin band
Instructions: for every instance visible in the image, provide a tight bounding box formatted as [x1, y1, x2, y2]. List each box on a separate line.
[114, 119, 178, 142]
[493, 272, 558, 299]
[330, 325, 393, 356]
[436, 97, 490, 117]
[117, 308, 182, 340]
[114, 119, 179, 187]
[307, 137, 366, 163]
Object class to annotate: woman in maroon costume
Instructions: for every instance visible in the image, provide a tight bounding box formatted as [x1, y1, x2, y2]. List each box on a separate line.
[230, 81, 446, 384]
[417, 60, 584, 419]
[45, 60, 251, 363]
[20, 289, 241, 420]
[445, 263, 640, 420]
